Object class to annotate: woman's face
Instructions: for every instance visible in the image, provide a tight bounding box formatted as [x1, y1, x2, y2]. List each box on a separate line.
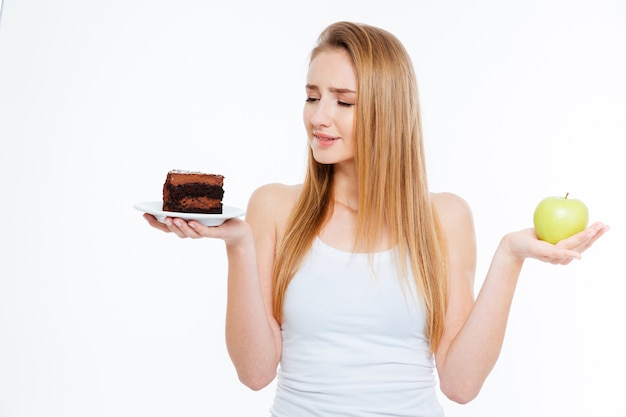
[303, 48, 356, 166]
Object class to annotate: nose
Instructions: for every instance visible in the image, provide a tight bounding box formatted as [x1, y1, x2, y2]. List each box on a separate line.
[308, 98, 332, 129]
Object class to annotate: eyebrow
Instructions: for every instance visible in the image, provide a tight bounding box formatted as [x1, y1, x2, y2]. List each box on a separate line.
[305, 84, 356, 94]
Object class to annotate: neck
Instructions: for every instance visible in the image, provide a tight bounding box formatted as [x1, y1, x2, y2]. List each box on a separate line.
[331, 162, 359, 212]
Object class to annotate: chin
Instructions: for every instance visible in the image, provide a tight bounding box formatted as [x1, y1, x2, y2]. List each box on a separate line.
[313, 155, 354, 166]
[311, 154, 336, 165]
[310, 144, 354, 166]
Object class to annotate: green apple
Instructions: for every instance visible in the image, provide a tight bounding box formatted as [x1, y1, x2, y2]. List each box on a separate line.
[533, 193, 589, 244]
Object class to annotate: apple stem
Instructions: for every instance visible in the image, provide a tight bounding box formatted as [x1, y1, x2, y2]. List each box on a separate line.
[565, 192, 569, 199]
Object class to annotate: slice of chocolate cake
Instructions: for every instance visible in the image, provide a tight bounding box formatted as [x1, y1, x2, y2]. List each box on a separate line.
[163, 170, 224, 214]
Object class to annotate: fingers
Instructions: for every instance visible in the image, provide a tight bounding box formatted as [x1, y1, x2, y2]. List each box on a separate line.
[585, 222, 610, 247]
[163, 217, 204, 239]
[141, 212, 249, 244]
[546, 247, 581, 264]
[556, 221, 609, 253]
[548, 255, 576, 266]
[142, 213, 201, 238]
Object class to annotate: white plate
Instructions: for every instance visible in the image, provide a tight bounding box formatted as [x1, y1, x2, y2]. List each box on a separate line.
[134, 201, 245, 226]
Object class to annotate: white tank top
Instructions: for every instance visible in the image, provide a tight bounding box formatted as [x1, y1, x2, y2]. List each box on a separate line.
[270, 238, 445, 417]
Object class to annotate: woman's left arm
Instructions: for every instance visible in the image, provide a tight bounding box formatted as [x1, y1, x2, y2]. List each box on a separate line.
[432, 192, 609, 404]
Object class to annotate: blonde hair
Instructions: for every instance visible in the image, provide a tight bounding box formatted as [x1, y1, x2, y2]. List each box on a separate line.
[272, 21, 448, 352]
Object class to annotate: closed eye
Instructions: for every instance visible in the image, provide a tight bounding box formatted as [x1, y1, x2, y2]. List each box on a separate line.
[305, 97, 354, 107]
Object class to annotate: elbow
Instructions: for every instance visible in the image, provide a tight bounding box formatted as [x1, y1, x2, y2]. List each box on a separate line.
[439, 381, 481, 405]
[237, 368, 276, 391]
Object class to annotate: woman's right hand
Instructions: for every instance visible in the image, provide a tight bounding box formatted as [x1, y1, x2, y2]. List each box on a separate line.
[142, 213, 252, 246]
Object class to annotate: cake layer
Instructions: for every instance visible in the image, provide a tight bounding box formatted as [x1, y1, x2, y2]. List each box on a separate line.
[163, 196, 222, 214]
[165, 170, 224, 187]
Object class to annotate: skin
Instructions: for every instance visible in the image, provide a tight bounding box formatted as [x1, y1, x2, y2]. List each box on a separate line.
[142, 49, 610, 403]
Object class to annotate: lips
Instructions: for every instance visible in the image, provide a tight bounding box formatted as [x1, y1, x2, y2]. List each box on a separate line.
[313, 131, 338, 142]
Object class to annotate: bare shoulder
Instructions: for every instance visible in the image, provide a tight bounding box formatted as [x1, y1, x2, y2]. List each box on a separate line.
[431, 191, 474, 228]
[246, 183, 302, 236]
[248, 183, 301, 213]
[431, 192, 476, 285]
[431, 192, 476, 249]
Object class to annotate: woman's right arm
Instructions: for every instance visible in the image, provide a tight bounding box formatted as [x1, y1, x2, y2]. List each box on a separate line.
[222, 185, 284, 390]
[142, 184, 288, 390]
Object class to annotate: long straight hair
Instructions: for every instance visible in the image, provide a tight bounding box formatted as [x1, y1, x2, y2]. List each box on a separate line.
[272, 21, 449, 352]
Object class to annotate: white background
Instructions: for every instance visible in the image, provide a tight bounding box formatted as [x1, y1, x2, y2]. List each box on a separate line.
[1, 0, 624, 416]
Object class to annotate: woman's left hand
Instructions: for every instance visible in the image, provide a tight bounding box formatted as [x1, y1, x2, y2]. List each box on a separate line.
[501, 221, 610, 265]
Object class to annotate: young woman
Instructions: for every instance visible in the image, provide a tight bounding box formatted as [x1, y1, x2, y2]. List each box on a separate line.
[142, 21, 608, 417]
